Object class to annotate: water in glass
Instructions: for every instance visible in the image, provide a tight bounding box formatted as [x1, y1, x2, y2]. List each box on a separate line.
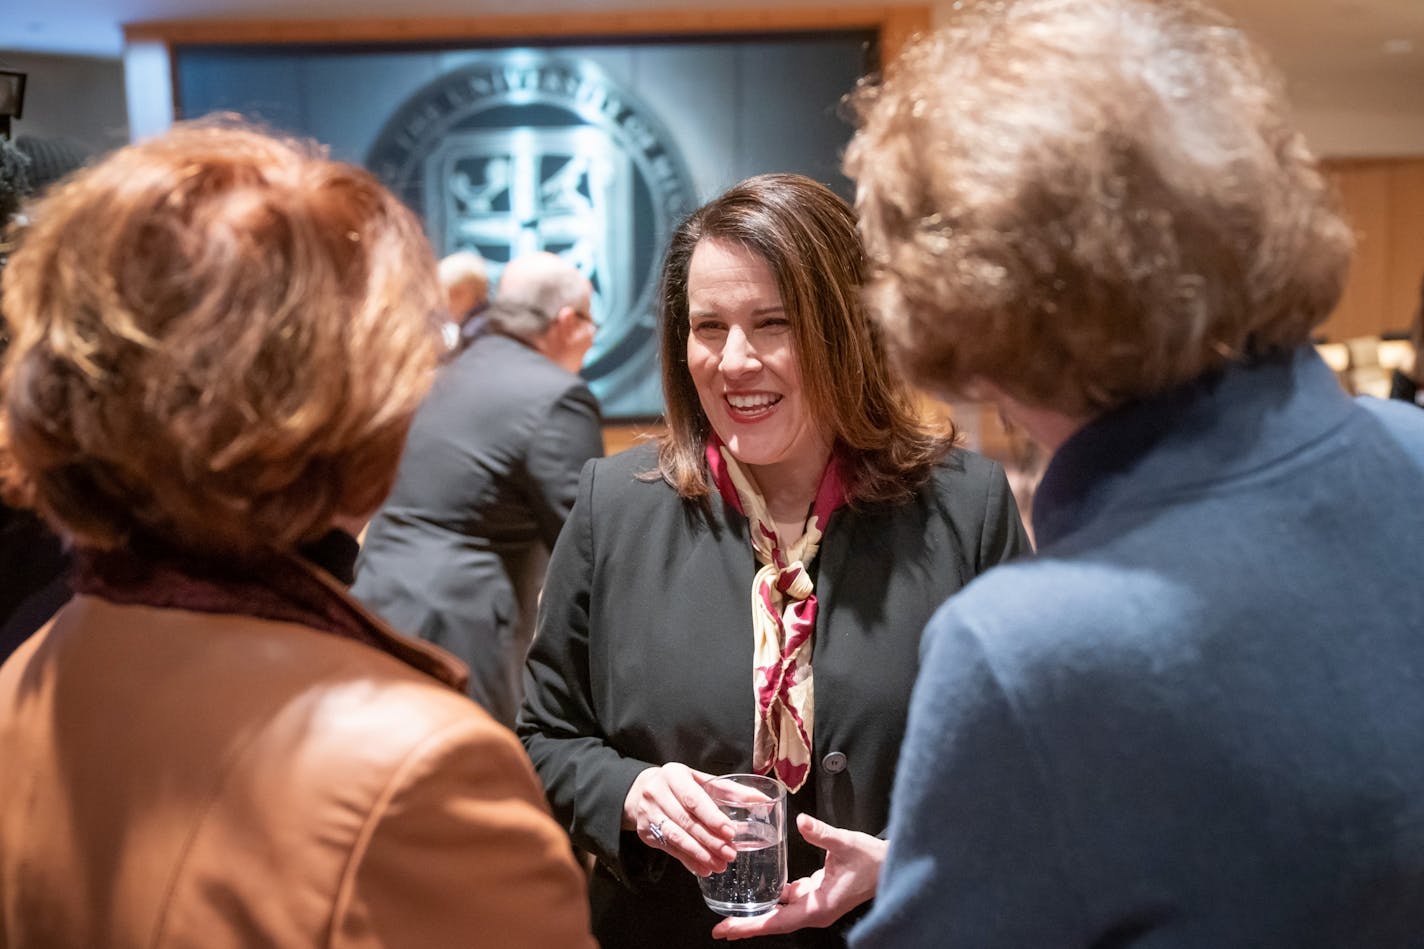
[700, 816, 786, 916]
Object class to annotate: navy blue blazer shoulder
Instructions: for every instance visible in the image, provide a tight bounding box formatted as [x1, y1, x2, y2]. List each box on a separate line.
[856, 347, 1424, 948]
[520, 441, 1028, 948]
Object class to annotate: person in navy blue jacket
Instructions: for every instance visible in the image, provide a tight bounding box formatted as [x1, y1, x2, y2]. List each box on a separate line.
[840, 0, 1424, 945]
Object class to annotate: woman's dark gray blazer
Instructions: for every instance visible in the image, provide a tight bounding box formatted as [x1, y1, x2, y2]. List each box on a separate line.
[519, 442, 1029, 948]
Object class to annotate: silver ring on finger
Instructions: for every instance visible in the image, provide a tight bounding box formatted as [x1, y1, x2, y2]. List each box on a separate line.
[648, 819, 667, 847]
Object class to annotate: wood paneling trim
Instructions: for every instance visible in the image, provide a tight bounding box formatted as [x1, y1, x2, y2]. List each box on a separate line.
[124, 6, 931, 50]
[603, 420, 663, 456]
[1320, 156, 1424, 341]
[875, 8, 933, 66]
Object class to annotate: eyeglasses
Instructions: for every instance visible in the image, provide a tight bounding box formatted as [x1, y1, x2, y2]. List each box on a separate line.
[572, 308, 599, 330]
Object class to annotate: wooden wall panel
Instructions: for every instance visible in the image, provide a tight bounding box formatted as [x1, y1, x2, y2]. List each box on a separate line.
[1321, 157, 1424, 340]
[1385, 160, 1424, 329]
[602, 421, 660, 456]
[1326, 162, 1392, 340]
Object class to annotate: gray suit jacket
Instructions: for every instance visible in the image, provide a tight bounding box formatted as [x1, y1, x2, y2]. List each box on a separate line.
[355, 333, 603, 726]
[519, 442, 1029, 948]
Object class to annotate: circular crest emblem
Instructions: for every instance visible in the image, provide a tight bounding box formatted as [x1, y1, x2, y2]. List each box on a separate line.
[367, 53, 698, 415]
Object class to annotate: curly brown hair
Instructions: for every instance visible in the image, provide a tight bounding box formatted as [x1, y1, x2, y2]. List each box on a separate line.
[0, 120, 443, 559]
[655, 173, 952, 504]
[846, 0, 1353, 415]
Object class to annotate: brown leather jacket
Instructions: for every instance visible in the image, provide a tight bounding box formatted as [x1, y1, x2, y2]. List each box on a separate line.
[0, 569, 595, 948]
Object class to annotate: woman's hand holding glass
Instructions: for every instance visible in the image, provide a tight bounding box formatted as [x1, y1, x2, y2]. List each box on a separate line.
[622, 763, 739, 876]
[710, 813, 887, 940]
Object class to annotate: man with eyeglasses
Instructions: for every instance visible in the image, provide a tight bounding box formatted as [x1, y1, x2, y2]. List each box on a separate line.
[354, 251, 605, 727]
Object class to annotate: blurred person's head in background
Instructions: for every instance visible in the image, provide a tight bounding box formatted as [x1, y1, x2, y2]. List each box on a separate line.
[847, 0, 1351, 441]
[438, 250, 491, 324]
[0, 120, 444, 562]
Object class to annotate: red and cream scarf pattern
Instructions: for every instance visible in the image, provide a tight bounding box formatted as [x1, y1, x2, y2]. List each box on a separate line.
[707, 437, 847, 792]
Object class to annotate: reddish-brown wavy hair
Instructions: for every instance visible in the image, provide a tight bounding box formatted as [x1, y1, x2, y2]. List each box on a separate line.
[0, 120, 443, 559]
[847, 0, 1353, 415]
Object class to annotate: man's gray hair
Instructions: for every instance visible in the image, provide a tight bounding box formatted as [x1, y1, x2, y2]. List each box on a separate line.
[487, 251, 589, 342]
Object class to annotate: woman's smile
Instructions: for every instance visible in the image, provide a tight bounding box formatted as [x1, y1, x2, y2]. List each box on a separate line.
[724, 390, 783, 419]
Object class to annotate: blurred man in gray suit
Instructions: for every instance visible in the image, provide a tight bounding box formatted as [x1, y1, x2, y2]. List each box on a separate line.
[354, 251, 604, 726]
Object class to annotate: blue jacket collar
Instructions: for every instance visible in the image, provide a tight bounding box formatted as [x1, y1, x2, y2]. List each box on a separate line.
[1032, 346, 1353, 548]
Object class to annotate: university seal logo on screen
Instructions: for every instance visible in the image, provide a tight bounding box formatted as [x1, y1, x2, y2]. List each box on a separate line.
[367, 55, 697, 417]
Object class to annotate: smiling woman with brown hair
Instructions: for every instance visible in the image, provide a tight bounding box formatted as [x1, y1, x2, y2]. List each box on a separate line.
[0, 121, 593, 948]
[655, 173, 950, 506]
[519, 172, 1029, 948]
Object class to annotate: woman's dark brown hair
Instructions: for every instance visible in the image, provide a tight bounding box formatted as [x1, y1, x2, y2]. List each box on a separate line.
[656, 173, 952, 503]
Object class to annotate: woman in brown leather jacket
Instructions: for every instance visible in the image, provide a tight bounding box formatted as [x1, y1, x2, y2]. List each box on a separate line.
[0, 121, 594, 949]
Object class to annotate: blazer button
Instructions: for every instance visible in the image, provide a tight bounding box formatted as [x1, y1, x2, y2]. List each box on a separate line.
[821, 751, 847, 774]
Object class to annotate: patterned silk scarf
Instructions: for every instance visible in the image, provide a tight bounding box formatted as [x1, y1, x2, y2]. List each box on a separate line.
[706, 437, 848, 792]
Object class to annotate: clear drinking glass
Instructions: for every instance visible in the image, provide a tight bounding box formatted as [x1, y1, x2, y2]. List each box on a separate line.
[697, 773, 788, 917]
